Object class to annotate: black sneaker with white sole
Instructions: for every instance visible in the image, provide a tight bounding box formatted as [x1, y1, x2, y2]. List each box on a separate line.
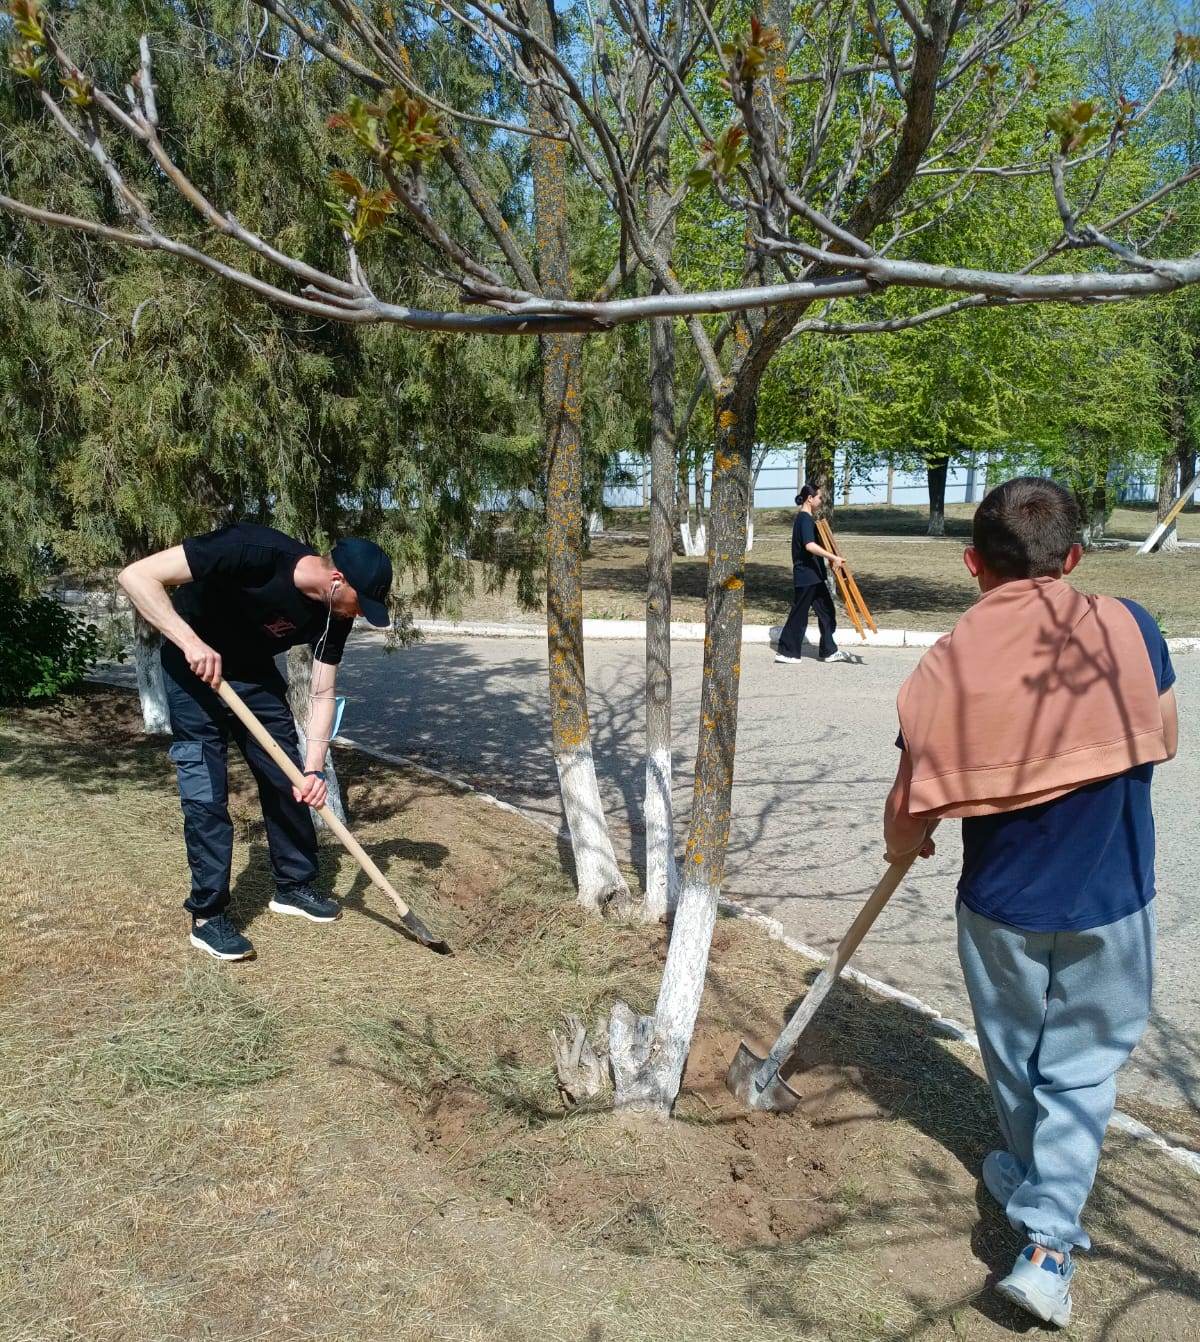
[269, 886, 341, 923]
[190, 914, 255, 961]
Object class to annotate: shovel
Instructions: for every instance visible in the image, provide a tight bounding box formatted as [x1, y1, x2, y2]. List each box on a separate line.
[215, 679, 452, 956]
[726, 853, 917, 1111]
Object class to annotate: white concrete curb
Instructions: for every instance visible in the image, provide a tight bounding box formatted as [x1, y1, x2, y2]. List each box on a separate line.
[59, 591, 1198, 653]
[412, 617, 1189, 653]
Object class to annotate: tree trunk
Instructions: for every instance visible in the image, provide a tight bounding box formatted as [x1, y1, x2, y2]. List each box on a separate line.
[926, 456, 949, 537]
[805, 437, 834, 520]
[686, 449, 707, 554]
[530, 0, 629, 915]
[1157, 445, 1180, 554]
[1078, 485, 1109, 548]
[132, 611, 171, 735]
[886, 460, 895, 506]
[1180, 447, 1197, 511]
[642, 96, 678, 924]
[674, 465, 691, 555]
[286, 644, 347, 826]
[610, 366, 762, 1116]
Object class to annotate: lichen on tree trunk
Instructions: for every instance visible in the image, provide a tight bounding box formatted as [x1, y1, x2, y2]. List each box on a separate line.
[610, 370, 763, 1114]
[529, 0, 629, 915]
[642, 93, 678, 924]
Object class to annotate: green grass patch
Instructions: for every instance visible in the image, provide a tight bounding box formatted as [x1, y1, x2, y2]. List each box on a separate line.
[94, 965, 291, 1094]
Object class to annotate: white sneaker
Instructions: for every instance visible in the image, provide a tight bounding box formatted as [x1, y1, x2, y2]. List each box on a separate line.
[996, 1244, 1074, 1327]
[819, 650, 852, 663]
[774, 653, 803, 664]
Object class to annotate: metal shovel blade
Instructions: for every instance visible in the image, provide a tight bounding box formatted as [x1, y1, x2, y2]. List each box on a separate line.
[401, 910, 453, 956]
[725, 1041, 801, 1113]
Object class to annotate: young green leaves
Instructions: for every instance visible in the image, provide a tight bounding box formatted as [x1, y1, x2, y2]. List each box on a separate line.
[327, 90, 447, 171]
[6, 0, 47, 84]
[687, 16, 778, 196]
[1046, 99, 1105, 156]
[720, 15, 777, 83]
[324, 171, 400, 245]
[687, 124, 749, 192]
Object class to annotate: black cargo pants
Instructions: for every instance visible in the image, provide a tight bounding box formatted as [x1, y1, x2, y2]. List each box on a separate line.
[161, 642, 318, 919]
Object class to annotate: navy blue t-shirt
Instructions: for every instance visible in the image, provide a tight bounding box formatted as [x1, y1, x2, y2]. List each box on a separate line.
[791, 511, 826, 587]
[900, 599, 1175, 934]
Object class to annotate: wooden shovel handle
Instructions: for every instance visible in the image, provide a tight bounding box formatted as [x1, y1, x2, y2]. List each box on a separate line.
[753, 852, 919, 1087]
[215, 679, 414, 921]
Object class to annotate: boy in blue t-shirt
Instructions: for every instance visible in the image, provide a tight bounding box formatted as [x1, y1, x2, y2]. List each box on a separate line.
[883, 479, 1179, 1327]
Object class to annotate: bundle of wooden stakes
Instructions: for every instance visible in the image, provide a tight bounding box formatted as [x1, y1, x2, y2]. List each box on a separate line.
[816, 518, 876, 642]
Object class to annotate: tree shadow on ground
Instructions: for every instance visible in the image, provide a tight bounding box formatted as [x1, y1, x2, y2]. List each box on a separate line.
[706, 971, 1200, 1338]
[583, 552, 974, 621]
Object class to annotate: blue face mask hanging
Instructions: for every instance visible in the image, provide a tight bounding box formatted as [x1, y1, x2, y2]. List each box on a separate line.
[329, 694, 347, 740]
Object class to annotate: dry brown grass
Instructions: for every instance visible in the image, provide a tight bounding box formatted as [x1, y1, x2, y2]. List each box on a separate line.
[3, 686, 1199, 1341]
[404, 503, 1200, 635]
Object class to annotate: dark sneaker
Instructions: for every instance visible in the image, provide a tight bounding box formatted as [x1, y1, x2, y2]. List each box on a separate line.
[269, 886, 341, 923]
[190, 914, 255, 961]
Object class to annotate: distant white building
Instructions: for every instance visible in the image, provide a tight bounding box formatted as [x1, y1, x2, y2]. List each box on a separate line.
[603, 447, 1181, 510]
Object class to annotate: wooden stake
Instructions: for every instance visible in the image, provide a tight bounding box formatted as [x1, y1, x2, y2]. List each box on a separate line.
[817, 517, 876, 637]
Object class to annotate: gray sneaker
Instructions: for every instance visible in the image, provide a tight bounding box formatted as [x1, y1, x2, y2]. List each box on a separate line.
[819, 650, 853, 663]
[997, 1244, 1074, 1327]
[982, 1149, 1026, 1209]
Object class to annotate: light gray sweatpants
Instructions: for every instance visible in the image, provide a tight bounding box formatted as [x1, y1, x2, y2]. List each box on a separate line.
[957, 900, 1155, 1254]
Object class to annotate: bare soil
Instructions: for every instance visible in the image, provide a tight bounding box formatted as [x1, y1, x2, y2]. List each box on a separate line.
[3, 686, 1199, 1341]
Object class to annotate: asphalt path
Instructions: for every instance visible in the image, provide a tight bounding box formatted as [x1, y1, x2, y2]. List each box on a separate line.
[332, 628, 1197, 1112]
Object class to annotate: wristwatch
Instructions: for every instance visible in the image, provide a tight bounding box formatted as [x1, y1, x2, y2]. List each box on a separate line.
[303, 769, 327, 781]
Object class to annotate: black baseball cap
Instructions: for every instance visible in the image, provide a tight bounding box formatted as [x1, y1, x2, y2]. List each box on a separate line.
[331, 538, 393, 627]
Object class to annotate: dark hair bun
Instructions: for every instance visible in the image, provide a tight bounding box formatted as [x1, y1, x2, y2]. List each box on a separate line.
[796, 483, 819, 505]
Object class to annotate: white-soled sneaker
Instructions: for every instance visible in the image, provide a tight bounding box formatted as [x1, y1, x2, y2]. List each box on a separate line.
[996, 1244, 1074, 1327]
[269, 886, 341, 922]
[774, 653, 804, 664]
[819, 650, 853, 663]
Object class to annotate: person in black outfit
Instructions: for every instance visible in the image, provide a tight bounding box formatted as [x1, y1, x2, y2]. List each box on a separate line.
[775, 484, 852, 665]
[119, 524, 393, 961]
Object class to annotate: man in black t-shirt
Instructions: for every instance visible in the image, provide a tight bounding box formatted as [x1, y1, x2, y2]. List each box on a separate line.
[119, 524, 392, 961]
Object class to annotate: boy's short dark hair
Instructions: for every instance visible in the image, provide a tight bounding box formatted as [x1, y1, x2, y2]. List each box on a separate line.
[972, 477, 1080, 579]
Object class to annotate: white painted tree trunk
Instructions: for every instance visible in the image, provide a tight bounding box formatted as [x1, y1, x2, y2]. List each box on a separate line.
[642, 745, 677, 922]
[610, 874, 719, 1116]
[555, 741, 629, 913]
[588, 510, 604, 537]
[286, 645, 347, 827]
[132, 612, 171, 735]
[746, 518, 755, 552]
[678, 518, 706, 556]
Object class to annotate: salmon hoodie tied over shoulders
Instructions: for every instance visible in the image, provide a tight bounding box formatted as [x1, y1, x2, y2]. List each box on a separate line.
[896, 577, 1168, 820]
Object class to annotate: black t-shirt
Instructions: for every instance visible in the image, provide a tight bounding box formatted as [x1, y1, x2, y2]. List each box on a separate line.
[791, 511, 825, 587]
[174, 523, 353, 670]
